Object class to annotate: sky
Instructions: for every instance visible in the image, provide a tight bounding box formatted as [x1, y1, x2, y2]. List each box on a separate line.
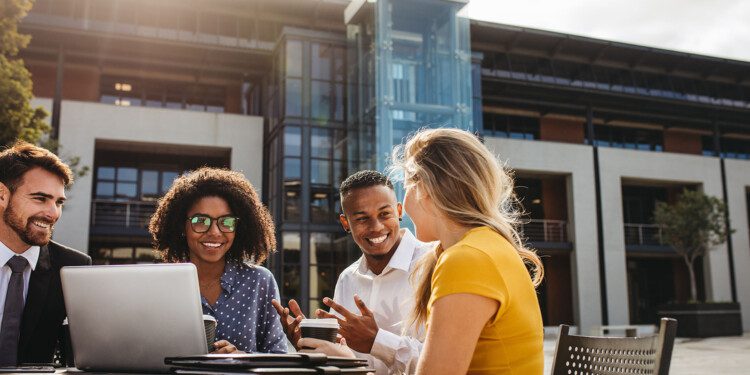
[465, 0, 750, 63]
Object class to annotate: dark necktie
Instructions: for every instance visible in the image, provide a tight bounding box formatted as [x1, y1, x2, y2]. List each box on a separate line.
[0, 256, 28, 366]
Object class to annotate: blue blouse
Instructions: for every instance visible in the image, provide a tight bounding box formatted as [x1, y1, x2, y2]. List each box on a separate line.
[201, 261, 287, 353]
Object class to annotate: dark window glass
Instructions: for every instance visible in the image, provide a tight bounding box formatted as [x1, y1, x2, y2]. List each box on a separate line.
[333, 47, 345, 82]
[286, 41, 303, 77]
[311, 128, 332, 158]
[96, 182, 115, 197]
[311, 81, 332, 120]
[286, 79, 302, 117]
[283, 232, 301, 263]
[116, 182, 137, 199]
[282, 265, 300, 302]
[141, 170, 159, 197]
[311, 159, 331, 185]
[98, 166, 115, 180]
[285, 127, 302, 156]
[311, 191, 331, 223]
[284, 158, 301, 181]
[118, 168, 138, 182]
[284, 188, 301, 222]
[312, 43, 332, 80]
[592, 125, 663, 152]
[161, 171, 179, 193]
[483, 113, 539, 140]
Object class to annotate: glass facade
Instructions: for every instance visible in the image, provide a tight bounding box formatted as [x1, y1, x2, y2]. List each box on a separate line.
[265, 30, 359, 315]
[347, 0, 474, 171]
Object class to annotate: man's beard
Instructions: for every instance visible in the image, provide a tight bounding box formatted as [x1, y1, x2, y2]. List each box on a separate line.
[3, 201, 54, 247]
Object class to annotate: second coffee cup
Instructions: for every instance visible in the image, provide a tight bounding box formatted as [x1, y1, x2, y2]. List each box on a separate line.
[300, 318, 339, 343]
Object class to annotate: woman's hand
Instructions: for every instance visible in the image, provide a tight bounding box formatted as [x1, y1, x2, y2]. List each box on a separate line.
[212, 340, 245, 353]
[298, 337, 356, 358]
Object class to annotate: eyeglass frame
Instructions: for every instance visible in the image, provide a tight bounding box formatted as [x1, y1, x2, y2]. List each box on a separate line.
[186, 214, 240, 233]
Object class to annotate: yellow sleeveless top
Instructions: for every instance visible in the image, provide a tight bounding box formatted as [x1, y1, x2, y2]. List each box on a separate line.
[428, 226, 544, 374]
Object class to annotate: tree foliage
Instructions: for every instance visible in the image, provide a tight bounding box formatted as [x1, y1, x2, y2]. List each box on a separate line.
[1, 0, 50, 148]
[653, 189, 731, 302]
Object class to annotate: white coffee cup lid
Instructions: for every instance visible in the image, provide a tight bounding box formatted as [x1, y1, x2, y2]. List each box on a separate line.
[300, 318, 339, 329]
[203, 314, 217, 322]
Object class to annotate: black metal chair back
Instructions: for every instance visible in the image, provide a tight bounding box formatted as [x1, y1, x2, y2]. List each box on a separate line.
[551, 318, 677, 375]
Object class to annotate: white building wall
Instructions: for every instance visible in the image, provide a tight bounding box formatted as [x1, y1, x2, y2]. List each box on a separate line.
[725, 159, 750, 329]
[485, 137, 602, 333]
[598, 148, 731, 325]
[32, 98, 265, 252]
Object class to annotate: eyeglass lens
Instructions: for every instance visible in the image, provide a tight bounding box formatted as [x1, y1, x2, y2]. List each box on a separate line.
[189, 215, 237, 233]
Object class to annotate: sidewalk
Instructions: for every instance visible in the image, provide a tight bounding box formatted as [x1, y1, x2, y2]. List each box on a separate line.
[543, 333, 750, 374]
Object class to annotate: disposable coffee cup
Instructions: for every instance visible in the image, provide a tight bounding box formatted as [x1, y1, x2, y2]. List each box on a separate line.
[203, 314, 217, 352]
[300, 318, 339, 343]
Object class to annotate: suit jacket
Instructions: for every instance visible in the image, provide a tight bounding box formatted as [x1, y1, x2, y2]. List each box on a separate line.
[17, 240, 91, 364]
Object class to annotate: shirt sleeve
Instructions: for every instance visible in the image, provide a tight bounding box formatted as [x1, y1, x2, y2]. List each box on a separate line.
[370, 328, 423, 374]
[258, 270, 288, 353]
[429, 245, 509, 324]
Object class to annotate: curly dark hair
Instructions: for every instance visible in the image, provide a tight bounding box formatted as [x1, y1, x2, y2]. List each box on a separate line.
[339, 170, 394, 197]
[149, 167, 276, 264]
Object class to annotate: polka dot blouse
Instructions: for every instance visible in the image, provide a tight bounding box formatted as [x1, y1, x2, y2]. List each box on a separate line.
[201, 261, 287, 353]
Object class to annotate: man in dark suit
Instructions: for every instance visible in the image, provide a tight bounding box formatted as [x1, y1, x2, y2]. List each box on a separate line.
[0, 141, 91, 366]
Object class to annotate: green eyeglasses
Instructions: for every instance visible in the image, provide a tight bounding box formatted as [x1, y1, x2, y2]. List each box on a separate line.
[187, 215, 239, 233]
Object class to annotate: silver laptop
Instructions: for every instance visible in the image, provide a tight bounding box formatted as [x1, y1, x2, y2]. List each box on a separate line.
[61, 263, 208, 372]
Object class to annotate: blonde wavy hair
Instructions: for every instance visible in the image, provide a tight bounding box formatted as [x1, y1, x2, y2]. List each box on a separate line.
[390, 128, 544, 330]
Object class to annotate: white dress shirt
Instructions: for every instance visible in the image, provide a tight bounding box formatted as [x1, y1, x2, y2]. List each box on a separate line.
[0, 240, 40, 329]
[332, 228, 432, 374]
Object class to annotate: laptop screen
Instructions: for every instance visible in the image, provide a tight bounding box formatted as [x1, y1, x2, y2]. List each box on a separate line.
[61, 263, 208, 372]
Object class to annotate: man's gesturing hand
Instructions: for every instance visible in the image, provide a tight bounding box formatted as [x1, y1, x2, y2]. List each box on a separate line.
[316, 294, 379, 353]
[271, 298, 305, 349]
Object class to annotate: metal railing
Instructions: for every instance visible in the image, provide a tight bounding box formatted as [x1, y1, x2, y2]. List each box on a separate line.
[90, 200, 157, 229]
[521, 219, 568, 243]
[624, 223, 664, 246]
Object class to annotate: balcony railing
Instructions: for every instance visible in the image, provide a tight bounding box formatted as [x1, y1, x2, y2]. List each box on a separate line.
[521, 219, 568, 243]
[90, 199, 157, 230]
[624, 223, 664, 246]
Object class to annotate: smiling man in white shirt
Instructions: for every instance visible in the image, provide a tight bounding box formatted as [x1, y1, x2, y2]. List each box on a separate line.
[273, 170, 431, 374]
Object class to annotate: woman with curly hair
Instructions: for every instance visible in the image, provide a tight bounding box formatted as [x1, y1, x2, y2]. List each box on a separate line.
[149, 167, 286, 354]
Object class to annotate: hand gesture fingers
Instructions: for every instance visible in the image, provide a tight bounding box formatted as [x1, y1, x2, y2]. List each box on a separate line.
[289, 298, 305, 318]
[271, 299, 303, 348]
[322, 297, 355, 319]
[353, 294, 374, 317]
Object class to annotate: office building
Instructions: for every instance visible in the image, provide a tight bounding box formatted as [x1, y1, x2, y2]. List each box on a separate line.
[19, 0, 750, 333]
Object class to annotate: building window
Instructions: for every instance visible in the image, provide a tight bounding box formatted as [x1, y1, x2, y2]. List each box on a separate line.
[95, 166, 179, 201]
[592, 125, 663, 152]
[483, 113, 539, 140]
[309, 232, 349, 313]
[703, 135, 750, 159]
[91, 246, 160, 265]
[99, 76, 226, 113]
[281, 232, 302, 305]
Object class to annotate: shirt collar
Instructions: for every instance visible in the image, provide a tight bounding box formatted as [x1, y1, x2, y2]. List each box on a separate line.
[220, 260, 241, 293]
[0, 240, 39, 271]
[357, 228, 417, 275]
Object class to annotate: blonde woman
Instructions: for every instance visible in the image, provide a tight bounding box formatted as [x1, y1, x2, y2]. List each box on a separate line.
[392, 128, 544, 374]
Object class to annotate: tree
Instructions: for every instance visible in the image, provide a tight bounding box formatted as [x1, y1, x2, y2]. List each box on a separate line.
[1, 0, 50, 147]
[1, 0, 88, 178]
[653, 189, 731, 302]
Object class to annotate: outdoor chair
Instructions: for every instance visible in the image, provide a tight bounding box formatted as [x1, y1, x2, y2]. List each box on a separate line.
[551, 318, 677, 375]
